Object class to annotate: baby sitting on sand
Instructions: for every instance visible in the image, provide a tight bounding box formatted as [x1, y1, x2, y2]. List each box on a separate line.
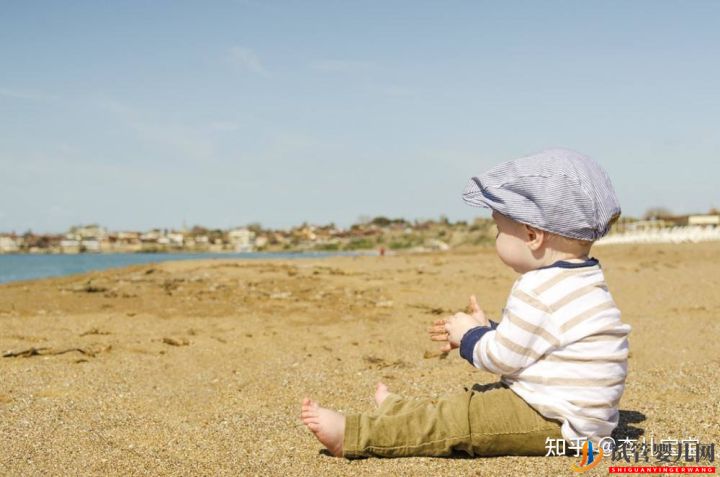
[301, 148, 631, 458]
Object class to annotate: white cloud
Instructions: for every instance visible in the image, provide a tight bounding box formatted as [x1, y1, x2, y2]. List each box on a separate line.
[228, 46, 269, 76]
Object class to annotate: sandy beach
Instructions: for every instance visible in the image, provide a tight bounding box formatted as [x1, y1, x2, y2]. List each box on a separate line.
[1, 243, 719, 476]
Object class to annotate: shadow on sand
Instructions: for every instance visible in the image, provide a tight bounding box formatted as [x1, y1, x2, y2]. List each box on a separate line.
[612, 410, 646, 440]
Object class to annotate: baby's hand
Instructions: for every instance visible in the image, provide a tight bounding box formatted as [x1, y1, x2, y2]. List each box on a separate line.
[466, 295, 489, 327]
[444, 312, 483, 348]
[428, 295, 489, 352]
[429, 317, 454, 352]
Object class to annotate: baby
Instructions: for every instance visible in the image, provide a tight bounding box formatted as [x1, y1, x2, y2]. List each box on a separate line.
[301, 148, 630, 458]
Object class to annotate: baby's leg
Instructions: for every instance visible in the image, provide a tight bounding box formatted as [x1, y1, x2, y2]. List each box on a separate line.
[302, 382, 563, 458]
[300, 382, 414, 457]
[301, 381, 470, 458]
[344, 385, 477, 458]
[356, 381, 563, 457]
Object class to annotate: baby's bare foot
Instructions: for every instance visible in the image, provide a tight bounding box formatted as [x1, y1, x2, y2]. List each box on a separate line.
[300, 398, 345, 457]
[374, 382, 390, 406]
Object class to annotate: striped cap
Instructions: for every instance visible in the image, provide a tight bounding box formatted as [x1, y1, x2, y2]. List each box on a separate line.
[462, 148, 621, 241]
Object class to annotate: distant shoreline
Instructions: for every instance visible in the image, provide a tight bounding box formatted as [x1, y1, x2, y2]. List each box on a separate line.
[0, 250, 376, 285]
[0, 249, 376, 256]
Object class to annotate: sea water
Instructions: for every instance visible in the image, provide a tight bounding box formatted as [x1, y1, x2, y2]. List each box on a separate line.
[0, 251, 363, 284]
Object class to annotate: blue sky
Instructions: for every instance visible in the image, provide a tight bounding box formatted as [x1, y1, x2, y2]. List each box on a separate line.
[2, 1, 719, 233]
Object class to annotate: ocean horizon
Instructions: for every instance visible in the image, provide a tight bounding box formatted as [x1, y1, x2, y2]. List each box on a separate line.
[0, 251, 368, 285]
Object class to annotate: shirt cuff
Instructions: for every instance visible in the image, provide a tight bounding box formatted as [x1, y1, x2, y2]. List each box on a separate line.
[459, 325, 494, 365]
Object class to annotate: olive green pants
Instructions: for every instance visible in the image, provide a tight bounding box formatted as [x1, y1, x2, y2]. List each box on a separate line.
[343, 382, 563, 458]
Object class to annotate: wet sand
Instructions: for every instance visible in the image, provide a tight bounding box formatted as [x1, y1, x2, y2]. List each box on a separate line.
[1, 243, 719, 476]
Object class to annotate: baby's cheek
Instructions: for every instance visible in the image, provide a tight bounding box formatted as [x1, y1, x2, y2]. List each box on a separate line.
[495, 237, 524, 271]
[495, 236, 510, 261]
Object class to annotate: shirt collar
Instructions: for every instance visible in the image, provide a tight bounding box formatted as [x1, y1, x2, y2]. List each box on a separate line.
[536, 257, 599, 270]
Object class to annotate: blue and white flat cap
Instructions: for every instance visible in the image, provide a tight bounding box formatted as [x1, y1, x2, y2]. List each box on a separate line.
[462, 148, 621, 241]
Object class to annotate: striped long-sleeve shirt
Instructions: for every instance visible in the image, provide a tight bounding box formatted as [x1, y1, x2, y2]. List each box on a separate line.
[460, 258, 631, 444]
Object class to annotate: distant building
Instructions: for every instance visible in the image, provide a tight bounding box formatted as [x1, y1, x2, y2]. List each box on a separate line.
[228, 228, 255, 252]
[254, 235, 269, 249]
[106, 231, 142, 252]
[166, 232, 184, 247]
[117, 231, 141, 242]
[627, 219, 671, 231]
[0, 235, 19, 253]
[70, 224, 107, 240]
[80, 239, 101, 252]
[60, 224, 107, 252]
[60, 238, 81, 254]
[688, 215, 720, 226]
[140, 230, 162, 243]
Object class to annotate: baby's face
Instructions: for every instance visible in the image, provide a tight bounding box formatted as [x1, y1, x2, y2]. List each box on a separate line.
[491, 211, 536, 274]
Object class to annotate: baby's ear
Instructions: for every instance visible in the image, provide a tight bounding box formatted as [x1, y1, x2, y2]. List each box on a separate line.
[523, 224, 537, 240]
[524, 224, 545, 251]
